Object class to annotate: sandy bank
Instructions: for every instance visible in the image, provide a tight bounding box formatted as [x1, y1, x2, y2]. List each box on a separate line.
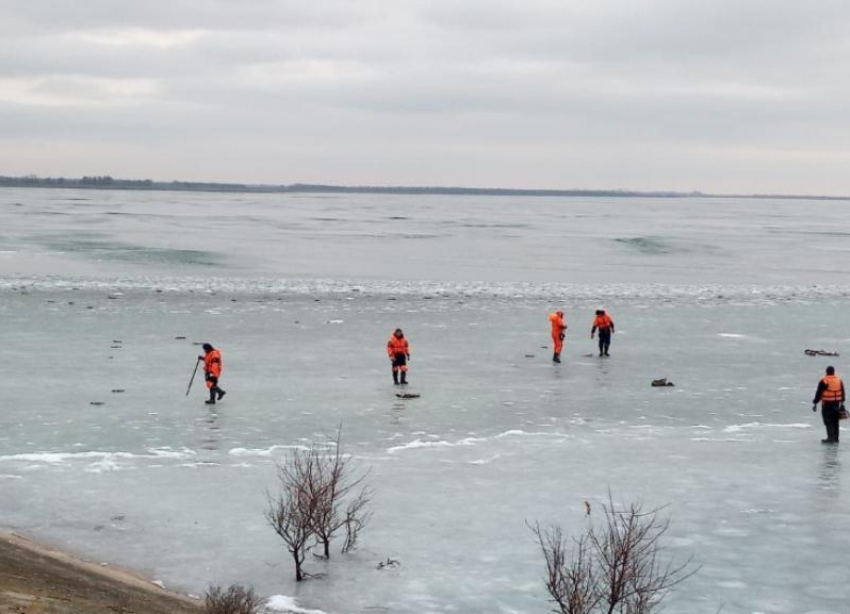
[0, 531, 202, 614]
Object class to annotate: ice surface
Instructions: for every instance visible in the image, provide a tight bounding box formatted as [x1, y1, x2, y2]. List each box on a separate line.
[266, 595, 331, 614]
[2, 188, 850, 614]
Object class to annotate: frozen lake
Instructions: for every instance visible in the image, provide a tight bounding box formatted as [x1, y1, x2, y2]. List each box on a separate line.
[1, 188, 849, 614]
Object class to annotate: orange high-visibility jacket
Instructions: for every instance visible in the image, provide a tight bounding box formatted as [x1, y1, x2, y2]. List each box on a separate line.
[821, 375, 844, 402]
[549, 312, 566, 336]
[387, 335, 409, 357]
[593, 314, 613, 330]
[204, 349, 222, 378]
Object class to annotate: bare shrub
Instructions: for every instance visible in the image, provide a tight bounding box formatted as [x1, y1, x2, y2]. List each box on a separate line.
[266, 429, 371, 580]
[204, 584, 263, 614]
[530, 493, 698, 614]
[266, 447, 322, 581]
[309, 431, 372, 558]
[341, 487, 372, 553]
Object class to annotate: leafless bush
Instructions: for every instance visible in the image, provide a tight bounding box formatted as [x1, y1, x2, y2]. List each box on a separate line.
[204, 584, 263, 614]
[309, 431, 372, 558]
[341, 488, 372, 553]
[266, 429, 371, 581]
[530, 493, 698, 614]
[266, 447, 322, 581]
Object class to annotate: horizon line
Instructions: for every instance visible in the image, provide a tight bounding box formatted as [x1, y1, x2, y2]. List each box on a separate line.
[1, 174, 849, 201]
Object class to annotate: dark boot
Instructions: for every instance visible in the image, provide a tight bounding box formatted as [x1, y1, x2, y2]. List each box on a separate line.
[205, 389, 216, 404]
[828, 421, 840, 443]
[553, 352, 561, 363]
[393, 371, 399, 385]
[216, 387, 226, 401]
[400, 371, 408, 385]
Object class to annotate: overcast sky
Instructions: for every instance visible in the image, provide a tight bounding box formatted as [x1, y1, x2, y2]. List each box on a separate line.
[1, 1, 849, 194]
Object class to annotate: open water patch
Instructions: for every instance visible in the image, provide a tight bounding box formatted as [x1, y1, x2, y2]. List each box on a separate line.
[40, 237, 221, 267]
[615, 236, 677, 255]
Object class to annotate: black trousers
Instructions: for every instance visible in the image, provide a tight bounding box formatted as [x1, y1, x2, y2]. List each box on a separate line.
[822, 401, 841, 442]
[598, 329, 611, 354]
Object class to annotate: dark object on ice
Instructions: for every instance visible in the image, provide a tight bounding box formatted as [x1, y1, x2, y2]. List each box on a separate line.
[111, 389, 125, 393]
[805, 349, 840, 357]
[112, 340, 122, 343]
[175, 336, 186, 340]
[376, 558, 401, 570]
[110, 345, 122, 349]
[651, 378, 675, 387]
[525, 354, 535, 358]
[396, 393, 420, 399]
[89, 401, 105, 406]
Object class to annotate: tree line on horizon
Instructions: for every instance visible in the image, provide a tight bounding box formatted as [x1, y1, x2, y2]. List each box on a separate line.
[0, 173, 844, 200]
[0, 173, 701, 197]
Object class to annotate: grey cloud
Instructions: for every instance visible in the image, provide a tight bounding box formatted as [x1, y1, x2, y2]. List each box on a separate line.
[0, 0, 848, 193]
[3, 0, 381, 32]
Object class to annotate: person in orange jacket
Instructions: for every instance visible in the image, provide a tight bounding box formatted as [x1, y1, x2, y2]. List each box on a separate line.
[591, 309, 615, 357]
[813, 365, 845, 443]
[387, 328, 410, 385]
[199, 343, 226, 404]
[548, 311, 567, 363]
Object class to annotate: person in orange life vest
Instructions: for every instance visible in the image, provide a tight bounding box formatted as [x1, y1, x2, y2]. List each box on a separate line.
[199, 343, 226, 404]
[812, 365, 845, 443]
[591, 309, 615, 357]
[549, 311, 567, 363]
[387, 328, 410, 385]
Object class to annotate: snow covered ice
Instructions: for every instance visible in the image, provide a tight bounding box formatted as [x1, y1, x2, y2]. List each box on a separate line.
[2, 188, 850, 614]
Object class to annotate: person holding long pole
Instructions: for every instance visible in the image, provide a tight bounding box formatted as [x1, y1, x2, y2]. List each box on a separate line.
[199, 343, 226, 404]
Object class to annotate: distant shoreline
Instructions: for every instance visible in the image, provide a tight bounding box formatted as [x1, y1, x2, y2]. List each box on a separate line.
[1, 175, 848, 201]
